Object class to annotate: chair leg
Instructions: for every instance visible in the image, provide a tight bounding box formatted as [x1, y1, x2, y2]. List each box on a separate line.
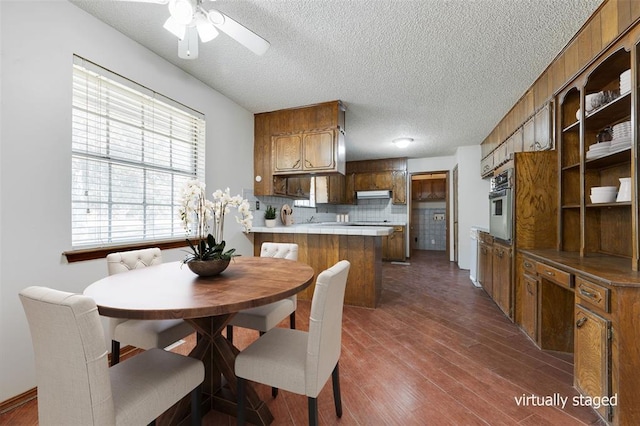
[308, 397, 318, 426]
[191, 385, 201, 426]
[237, 377, 246, 425]
[226, 325, 233, 344]
[111, 340, 120, 366]
[290, 311, 296, 329]
[332, 363, 343, 418]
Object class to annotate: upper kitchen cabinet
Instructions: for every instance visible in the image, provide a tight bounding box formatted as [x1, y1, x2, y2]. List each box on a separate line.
[254, 101, 346, 196]
[272, 127, 345, 175]
[557, 43, 635, 268]
[345, 157, 407, 205]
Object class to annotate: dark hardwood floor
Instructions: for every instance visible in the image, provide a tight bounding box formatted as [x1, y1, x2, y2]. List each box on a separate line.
[1, 250, 604, 425]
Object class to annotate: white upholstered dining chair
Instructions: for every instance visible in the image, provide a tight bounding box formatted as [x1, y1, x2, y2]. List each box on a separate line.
[106, 247, 194, 365]
[19, 286, 204, 426]
[226, 242, 299, 344]
[235, 260, 351, 426]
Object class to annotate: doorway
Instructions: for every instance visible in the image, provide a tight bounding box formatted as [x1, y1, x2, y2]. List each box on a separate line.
[409, 171, 450, 259]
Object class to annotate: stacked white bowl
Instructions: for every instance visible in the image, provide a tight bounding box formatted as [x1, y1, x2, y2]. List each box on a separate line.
[590, 186, 617, 203]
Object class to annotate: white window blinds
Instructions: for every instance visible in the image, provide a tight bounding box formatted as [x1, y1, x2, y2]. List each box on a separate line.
[71, 56, 205, 248]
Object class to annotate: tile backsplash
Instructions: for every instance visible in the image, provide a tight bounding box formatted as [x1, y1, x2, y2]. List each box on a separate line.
[244, 189, 408, 226]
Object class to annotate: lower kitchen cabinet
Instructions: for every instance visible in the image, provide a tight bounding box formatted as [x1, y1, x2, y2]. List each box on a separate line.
[382, 226, 405, 261]
[521, 273, 538, 341]
[575, 304, 612, 422]
[478, 233, 493, 297]
[492, 241, 512, 319]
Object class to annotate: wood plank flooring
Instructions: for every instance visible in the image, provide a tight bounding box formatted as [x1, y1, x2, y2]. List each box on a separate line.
[1, 250, 605, 425]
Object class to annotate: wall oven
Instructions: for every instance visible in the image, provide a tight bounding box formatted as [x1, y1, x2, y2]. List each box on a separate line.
[489, 169, 512, 242]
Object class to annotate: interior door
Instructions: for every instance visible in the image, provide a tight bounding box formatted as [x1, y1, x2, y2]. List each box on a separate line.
[453, 165, 458, 263]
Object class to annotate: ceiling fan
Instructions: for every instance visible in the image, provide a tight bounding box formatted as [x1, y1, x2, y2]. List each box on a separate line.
[116, 0, 270, 59]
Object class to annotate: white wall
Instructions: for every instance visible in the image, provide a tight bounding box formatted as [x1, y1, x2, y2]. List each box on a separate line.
[408, 147, 490, 269]
[455, 145, 490, 269]
[0, 1, 254, 401]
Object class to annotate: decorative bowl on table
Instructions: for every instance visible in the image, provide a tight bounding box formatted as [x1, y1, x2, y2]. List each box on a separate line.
[187, 259, 230, 277]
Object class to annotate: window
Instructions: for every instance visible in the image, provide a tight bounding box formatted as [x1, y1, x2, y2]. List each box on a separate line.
[71, 56, 205, 249]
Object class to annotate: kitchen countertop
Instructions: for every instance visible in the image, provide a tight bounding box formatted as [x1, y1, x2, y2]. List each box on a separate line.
[250, 222, 398, 236]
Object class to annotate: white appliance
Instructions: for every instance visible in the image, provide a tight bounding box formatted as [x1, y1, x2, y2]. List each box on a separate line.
[356, 190, 391, 200]
[469, 227, 482, 287]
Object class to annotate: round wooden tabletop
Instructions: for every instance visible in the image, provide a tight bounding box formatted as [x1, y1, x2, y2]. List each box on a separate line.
[83, 257, 315, 320]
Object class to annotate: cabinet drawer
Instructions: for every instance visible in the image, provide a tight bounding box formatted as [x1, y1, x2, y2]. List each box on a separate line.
[536, 263, 573, 289]
[576, 277, 610, 313]
[522, 257, 537, 275]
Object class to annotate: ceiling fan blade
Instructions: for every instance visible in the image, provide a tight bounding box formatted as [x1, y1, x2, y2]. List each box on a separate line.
[111, 0, 169, 3]
[206, 9, 270, 56]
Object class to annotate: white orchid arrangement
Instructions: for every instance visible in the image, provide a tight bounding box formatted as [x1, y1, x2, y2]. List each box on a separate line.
[179, 179, 253, 262]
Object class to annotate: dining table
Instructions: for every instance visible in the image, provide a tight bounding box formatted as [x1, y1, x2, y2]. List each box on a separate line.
[83, 256, 315, 425]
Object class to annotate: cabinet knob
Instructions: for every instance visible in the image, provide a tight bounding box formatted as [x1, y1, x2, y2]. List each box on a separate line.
[544, 270, 555, 277]
[576, 317, 588, 328]
[526, 282, 534, 295]
[305, 159, 314, 168]
[524, 261, 532, 268]
[292, 159, 301, 169]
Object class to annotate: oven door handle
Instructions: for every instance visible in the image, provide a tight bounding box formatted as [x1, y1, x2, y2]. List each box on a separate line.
[489, 189, 508, 199]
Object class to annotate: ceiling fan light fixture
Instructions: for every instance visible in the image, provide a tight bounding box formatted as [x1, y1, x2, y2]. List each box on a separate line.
[163, 16, 186, 39]
[196, 15, 219, 42]
[178, 26, 199, 59]
[168, 0, 194, 25]
[206, 9, 225, 26]
[392, 138, 413, 148]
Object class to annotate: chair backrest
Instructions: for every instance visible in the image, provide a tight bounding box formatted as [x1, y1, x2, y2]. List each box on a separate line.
[106, 247, 162, 276]
[19, 286, 115, 425]
[305, 260, 350, 397]
[260, 242, 298, 260]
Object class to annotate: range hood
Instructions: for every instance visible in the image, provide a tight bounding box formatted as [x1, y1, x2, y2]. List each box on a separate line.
[356, 190, 391, 200]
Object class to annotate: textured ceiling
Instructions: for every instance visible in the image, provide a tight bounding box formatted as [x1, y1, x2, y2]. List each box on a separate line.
[69, 0, 603, 161]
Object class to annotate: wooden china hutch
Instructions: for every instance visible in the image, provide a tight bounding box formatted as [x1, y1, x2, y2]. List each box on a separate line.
[480, 3, 640, 424]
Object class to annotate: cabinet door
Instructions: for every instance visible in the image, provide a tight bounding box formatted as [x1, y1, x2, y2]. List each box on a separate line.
[273, 176, 287, 195]
[354, 173, 372, 191]
[327, 174, 345, 204]
[286, 177, 311, 198]
[273, 134, 303, 173]
[344, 173, 356, 204]
[492, 244, 512, 318]
[575, 306, 611, 422]
[522, 274, 538, 341]
[478, 241, 493, 296]
[302, 129, 335, 171]
[481, 154, 494, 178]
[534, 103, 553, 151]
[522, 117, 535, 151]
[392, 171, 407, 204]
[372, 172, 393, 190]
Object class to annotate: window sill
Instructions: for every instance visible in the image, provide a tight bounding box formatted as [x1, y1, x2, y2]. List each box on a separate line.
[63, 239, 190, 263]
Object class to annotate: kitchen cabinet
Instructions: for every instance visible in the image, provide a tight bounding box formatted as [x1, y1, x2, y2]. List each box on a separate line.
[521, 273, 538, 342]
[522, 117, 535, 152]
[392, 171, 407, 204]
[272, 127, 344, 175]
[574, 305, 611, 422]
[411, 178, 446, 201]
[478, 232, 493, 297]
[315, 174, 345, 204]
[345, 158, 407, 205]
[558, 45, 635, 268]
[480, 154, 494, 178]
[492, 241, 512, 319]
[273, 176, 311, 198]
[382, 226, 405, 261]
[533, 103, 553, 151]
[254, 100, 345, 197]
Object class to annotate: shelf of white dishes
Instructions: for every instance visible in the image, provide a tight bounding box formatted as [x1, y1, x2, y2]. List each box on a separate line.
[563, 93, 632, 134]
[583, 92, 631, 132]
[585, 147, 631, 170]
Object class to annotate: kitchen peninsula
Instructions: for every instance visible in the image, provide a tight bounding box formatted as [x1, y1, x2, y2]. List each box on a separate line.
[251, 223, 393, 308]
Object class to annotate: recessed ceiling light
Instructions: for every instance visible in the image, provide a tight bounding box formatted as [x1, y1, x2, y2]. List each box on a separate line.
[392, 138, 413, 148]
